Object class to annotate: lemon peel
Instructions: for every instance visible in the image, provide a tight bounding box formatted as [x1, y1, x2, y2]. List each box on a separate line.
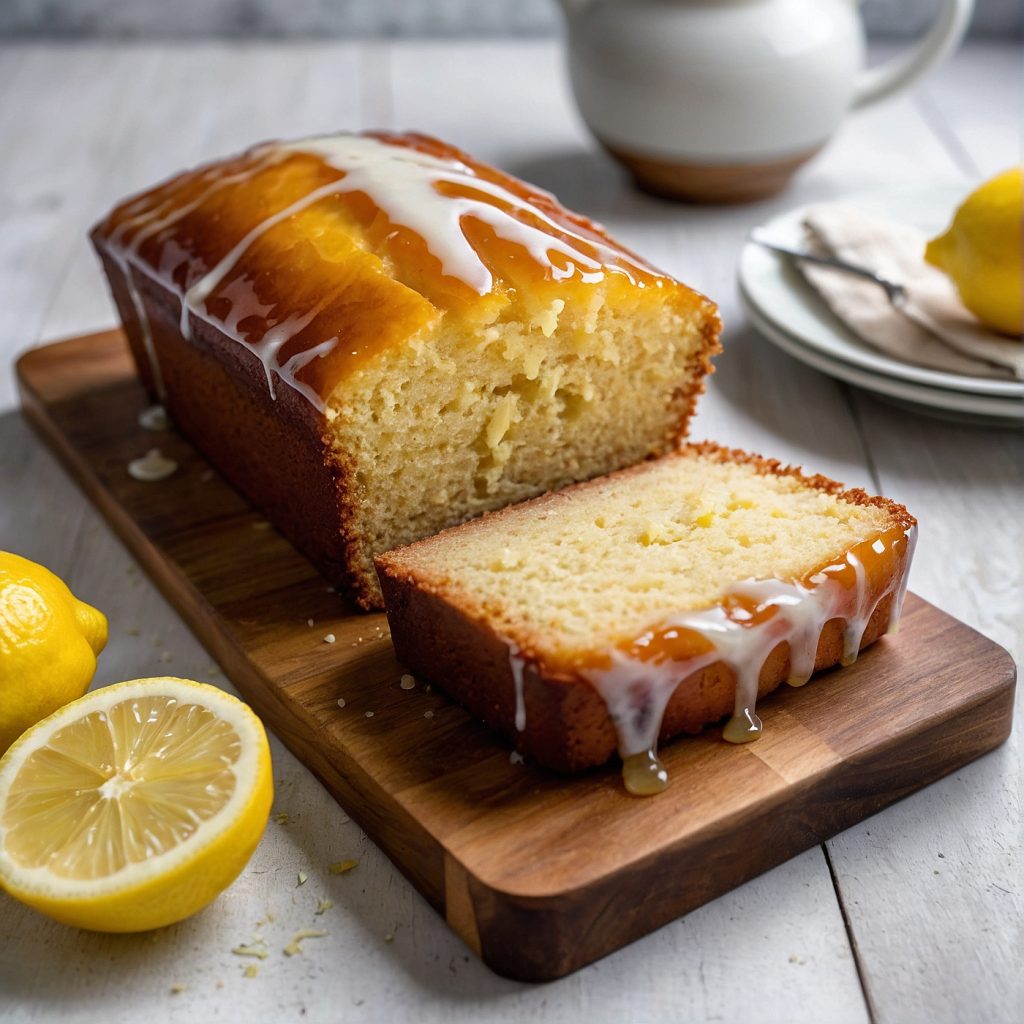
[925, 167, 1024, 336]
[0, 552, 108, 753]
[283, 929, 328, 956]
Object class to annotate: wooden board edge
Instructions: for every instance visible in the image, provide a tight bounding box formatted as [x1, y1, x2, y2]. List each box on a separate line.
[14, 331, 1019, 983]
[461, 665, 1015, 981]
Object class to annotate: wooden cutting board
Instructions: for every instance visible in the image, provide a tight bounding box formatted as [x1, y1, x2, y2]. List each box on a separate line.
[16, 330, 1016, 982]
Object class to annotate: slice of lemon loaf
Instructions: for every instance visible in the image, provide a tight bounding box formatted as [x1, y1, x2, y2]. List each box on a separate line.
[375, 444, 916, 790]
[91, 132, 720, 609]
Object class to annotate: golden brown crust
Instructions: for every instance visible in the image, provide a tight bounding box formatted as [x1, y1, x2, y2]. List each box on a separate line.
[90, 131, 717, 402]
[94, 241, 382, 608]
[665, 313, 724, 450]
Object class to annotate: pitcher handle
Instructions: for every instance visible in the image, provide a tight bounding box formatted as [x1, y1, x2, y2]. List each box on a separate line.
[852, 0, 974, 109]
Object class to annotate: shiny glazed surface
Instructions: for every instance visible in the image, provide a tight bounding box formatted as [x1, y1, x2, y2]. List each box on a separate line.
[94, 132, 707, 405]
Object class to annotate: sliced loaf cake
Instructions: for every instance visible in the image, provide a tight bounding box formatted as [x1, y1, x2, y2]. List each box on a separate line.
[375, 444, 916, 792]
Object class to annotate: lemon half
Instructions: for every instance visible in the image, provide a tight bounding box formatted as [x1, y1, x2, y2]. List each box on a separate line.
[0, 677, 273, 931]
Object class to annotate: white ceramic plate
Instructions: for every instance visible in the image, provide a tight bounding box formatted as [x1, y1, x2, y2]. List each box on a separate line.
[737, 186, 1024, 403]
[743, 297, 1024, 423]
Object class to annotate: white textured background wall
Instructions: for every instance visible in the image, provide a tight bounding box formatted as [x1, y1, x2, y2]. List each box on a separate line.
[1, 0, 1021, 38]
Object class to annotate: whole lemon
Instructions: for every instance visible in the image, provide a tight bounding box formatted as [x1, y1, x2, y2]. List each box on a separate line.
[925, 167, 1024, 337]
[0, 552, 108, 753]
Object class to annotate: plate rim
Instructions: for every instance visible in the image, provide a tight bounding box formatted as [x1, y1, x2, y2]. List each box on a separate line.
[740, 288, 1024, 422]
[737, 188, 1024, 400]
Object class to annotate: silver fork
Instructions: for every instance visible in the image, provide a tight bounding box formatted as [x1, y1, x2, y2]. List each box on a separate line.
[749, 230, 908, 308]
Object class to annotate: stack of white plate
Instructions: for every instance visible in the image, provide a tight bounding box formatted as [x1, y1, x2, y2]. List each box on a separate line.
[737, 188, 1024, 426]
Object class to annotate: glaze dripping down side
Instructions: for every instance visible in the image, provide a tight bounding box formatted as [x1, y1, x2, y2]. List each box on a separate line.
[577, 524, 917, 795]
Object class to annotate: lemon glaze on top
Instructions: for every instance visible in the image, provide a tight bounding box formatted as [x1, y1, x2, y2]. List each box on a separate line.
[96, 132, 682, 411]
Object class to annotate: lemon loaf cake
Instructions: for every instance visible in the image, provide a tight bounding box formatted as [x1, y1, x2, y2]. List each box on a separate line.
[376, 444, 917, 791]
[91, 132, 721, 609]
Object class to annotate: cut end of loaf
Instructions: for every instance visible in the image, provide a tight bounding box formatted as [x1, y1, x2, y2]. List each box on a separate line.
[332, 285, 720, 608]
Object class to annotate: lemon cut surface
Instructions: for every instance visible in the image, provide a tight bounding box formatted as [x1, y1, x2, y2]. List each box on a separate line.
[0, 677, 272, 932]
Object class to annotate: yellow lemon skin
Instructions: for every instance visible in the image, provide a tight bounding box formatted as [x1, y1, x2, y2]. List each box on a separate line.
[925, 167, 1024, 337]
[0, 678, 273, 932]
[0, 552, 108, 754]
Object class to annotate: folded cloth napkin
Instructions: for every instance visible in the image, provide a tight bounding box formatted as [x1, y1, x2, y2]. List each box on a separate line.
[797, 203, 1024, 381]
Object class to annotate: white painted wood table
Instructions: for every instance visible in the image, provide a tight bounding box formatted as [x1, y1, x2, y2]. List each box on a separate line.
[0, 39, 1020, 1024]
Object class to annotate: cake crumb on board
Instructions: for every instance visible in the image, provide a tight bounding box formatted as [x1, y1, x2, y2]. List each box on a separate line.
[231, 941, 268, 961]
[283, 929, 328, 956]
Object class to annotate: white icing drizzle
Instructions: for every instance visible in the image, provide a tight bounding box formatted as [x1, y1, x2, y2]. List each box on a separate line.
[109, 153, 287, 403]
[122, 268, 166, 401]
[127, 447, 177, 482]
[278, 338, 341, 409]
[578, 532, 916, 768]
[841, 551, 869, 665]
[114, 154, 285, 254]
[887, 524, 918, 632]
[138, 404, 169, 431]
[508, 643, 528, 732]
[270, 134, 636, 295]
[178, 177, 351, 342]
[106, 133, 656, 413]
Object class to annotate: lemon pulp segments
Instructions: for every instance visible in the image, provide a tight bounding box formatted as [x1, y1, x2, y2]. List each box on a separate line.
[3, 696, 240, 880]
[0, 677, 272, 932]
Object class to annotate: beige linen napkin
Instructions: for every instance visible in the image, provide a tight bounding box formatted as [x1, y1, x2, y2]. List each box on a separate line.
[797, 203, 1024, 381]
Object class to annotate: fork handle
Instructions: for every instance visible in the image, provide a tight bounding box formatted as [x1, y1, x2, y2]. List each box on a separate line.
[749, 233, 898, 293]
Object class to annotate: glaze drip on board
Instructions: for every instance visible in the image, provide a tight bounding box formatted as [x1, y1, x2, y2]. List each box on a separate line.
[98, 132, 669, 412]
[576, 525, 917, 795]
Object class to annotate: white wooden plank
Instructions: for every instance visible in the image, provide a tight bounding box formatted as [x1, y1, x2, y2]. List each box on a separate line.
[915, 41, 1024, 179]
[0, 45, 168, 410]
[817, 41, 1023, 1024]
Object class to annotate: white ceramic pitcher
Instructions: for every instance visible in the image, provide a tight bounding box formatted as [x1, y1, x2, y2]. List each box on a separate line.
[559, 0, 974, 202]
